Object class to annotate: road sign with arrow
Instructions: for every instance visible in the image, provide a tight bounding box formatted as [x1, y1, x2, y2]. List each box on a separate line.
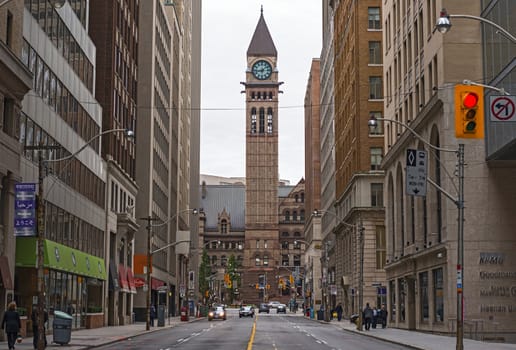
[406, 149, 427, 197]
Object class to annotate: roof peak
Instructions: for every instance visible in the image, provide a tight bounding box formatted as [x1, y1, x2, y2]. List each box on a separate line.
[247, 7, 277, 57]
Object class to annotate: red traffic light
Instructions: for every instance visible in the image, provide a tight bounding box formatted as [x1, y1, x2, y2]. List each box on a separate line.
[462, 92, 479, 109]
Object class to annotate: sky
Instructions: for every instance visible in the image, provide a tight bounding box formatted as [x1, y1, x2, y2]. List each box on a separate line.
[200, 1, 322, 185]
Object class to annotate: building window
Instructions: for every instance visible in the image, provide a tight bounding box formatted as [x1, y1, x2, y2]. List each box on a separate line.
[369, 41, 382, 64]
[281, 241, 289, 249]
[398, 279, 406, 322]
[220, 219, 227, 233]
[293, 241, 301, 249]
[221, 255, 227, 267]
[293, 255, 301, 266]
[267, 108, 273, 133]
[282, 255, 289, 266]
[251, 108, 257, 134]
[389, 280, 396, 321]
[375, 226, 386, 269]
[369, 112, 384, 135]
[264, 240, 268, 249]
[256, 240, 260, 249]
[433, 268, 444, 322]
[259, 108, 265, 133]
[294, 232, 301, 237]
[420, 271, 429, 321]
[300, 210, 305, 220]
[292, 211, 297, 221]
[284, 211, 290, 221]
[369, 76, 383, 99]
[281, 231, 289, 237]
[371, 183, 384, 207]
[211, 256, 217, 266]
[370, 148, 383, 170]
[368, 7, 381, 29]
[255, 255, 260, 266]
[6, 11, 13, 47]
[263, 255, 269, 266]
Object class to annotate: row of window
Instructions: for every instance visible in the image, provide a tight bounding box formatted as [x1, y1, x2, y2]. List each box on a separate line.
[19, 113, 106, 208]
[24, 0, 94, 92]
[210, 255, 243, 267]
[250, 91, 274, 100]
[250, 107, 273, 134]
[281, 231, 302, 237]
[21, 40, 101, 153]
[110, 180, 135, 216]
[282, 210, 305, 222]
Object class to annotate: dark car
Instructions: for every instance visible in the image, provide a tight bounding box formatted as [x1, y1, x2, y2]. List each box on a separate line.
[277, 304, 287, 314]
[258, 303, 270, 313]
[208, 306, 226, 321]
[239, 305, 255, 318]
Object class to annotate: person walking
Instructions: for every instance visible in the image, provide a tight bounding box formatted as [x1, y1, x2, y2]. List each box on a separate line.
[2, 301, 21, 350]
[363, 303, 373, 330]
[379, 303, 388, 328]
[335, 303, 343, 321]
[150, 305, 156, 327]
[31, 306, 48, 349]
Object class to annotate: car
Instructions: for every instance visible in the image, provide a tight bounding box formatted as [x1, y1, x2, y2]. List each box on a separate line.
[239, 305, 255, 318]
[277, 304, 287, 314]
[208, 305, 226, 321]
[268, 301, 281, 309]
[258, 303, 270, 313]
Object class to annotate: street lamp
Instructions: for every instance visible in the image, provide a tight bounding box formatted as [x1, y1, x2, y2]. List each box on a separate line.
[25, 128, 133, 350]
[368, 114, 465, 349]
[140, 208, 198, 330]
[435, 8, 516, 44]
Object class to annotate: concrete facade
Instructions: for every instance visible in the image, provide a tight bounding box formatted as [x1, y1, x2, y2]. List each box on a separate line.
[381, 0, 516, 343]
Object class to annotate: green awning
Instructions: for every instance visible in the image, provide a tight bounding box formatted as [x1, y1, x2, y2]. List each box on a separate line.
[16, 238, 107, 280]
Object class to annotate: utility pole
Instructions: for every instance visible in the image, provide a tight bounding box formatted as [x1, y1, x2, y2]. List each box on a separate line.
[357, 219, 364, 331]
[140, 216, 157, 331]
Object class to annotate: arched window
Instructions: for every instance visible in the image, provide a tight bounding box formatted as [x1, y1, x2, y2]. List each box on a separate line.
[269, 92, 273, 100]
[281, 231, 289, 237]
[300, 210, 305, 220]
[293, 211, 297, 221]
[251, 107, 257, 134]
[259, 108, 265, 133]
[294, 194, 299, 202]
[221, 255, 227, 266]
[251, 91, 255, 100]
[284, 211, 290, 221]
[267, 108, 273, 133]
[255, 254, 261, 266]
[257, 91, 261, 99]
[220, 219, 227, 233]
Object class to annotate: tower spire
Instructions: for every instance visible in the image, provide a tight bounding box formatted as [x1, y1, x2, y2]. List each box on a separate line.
[261, 5, 263, 15]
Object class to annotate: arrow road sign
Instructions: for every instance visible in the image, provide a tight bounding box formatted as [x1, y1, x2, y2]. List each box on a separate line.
[406, 149, 427, 197]
[490, 95, 516, 122]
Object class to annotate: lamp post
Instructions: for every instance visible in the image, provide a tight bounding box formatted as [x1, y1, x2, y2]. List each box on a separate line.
[368, 115, 465, 349]
[140, 208, 197, 330]
[25, 128, 133, 350]
[435, 8, 516, 44]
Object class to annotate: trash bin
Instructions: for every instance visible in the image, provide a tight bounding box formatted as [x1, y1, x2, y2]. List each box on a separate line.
[157, 305, 165, 327]
[317, 309, 324, 320]
[53, 311, 72, 345]
[180, 306, 188, 321]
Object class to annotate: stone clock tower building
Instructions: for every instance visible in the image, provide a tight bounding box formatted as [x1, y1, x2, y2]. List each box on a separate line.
[240, 8, 282, 301]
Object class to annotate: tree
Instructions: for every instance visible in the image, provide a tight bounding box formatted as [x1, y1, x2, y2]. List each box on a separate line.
[198, 249, 211, 303]
[226, 254, 240, 304]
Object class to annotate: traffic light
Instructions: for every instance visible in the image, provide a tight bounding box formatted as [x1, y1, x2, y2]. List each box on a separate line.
[289, 275, 294, 285]
[455, 84, 484, 139]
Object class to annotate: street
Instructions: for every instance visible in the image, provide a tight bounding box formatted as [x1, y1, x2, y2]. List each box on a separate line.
[93, 309, 412, 350]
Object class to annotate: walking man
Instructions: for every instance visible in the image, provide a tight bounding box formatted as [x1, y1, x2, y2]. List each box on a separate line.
[379, 303, 388, 328]
[335, 303, 343, 321]
[363, 303, 373, 330]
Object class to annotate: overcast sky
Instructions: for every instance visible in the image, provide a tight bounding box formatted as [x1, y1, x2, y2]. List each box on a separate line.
[200, 1, 322, 184]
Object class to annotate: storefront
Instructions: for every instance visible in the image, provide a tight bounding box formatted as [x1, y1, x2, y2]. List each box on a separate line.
[15, 237, 106, 329]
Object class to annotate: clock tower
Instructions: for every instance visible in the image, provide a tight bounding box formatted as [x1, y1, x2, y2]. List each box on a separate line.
[241, 8, 282, 295]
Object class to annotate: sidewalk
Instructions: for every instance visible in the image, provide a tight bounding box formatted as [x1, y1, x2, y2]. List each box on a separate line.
[0, 317, 196, 350]
[325, 318, 516, 350]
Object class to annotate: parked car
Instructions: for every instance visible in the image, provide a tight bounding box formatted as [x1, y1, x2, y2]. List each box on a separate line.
[258, 303, 270, 313]
[277, 304, 287, 314]
[239, 305, 255, 318]
[208, 305, 226, 321]
[268, 301, 281, 309]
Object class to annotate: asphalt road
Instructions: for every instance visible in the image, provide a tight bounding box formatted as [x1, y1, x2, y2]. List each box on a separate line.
[94, 309, 412, 350]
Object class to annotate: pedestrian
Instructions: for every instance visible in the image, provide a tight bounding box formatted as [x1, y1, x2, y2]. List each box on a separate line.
[363, 303, 373, 330]
[335, 303, 343, 321]
[31, 305, 48, 349]
[379, 303, 388, 328]
[150, 305, 156, 327]
[2, 301, 21, 350]
[372, 306, 378, 328]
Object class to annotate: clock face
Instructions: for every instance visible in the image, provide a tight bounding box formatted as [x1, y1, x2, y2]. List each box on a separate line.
[252, 60, 272, 80]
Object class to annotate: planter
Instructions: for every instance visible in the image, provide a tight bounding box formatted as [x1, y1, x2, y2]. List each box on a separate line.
[85, 313, 104, 329]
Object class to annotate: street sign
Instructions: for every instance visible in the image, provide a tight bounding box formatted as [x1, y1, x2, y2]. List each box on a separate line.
[406, 149, 427, 197]
[14, 183, 37, 236]
[490, 95, 516, 121]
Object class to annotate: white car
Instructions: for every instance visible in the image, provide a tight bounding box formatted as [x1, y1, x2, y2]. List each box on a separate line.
[268, 301, 281, 309]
